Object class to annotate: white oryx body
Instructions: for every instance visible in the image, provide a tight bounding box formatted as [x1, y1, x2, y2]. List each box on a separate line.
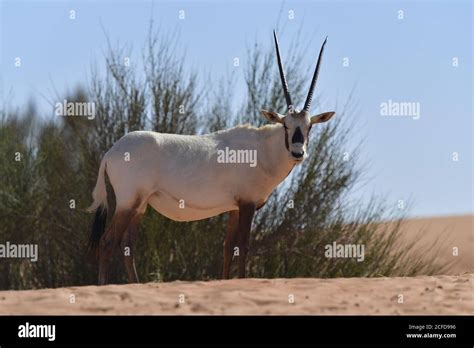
[88, 30, 335, 284]
[90, 124, 295, 222]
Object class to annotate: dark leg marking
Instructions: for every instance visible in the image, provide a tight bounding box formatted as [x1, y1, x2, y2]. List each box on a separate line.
[237, 202, 256, 279]
[222, 210, 239, 279]
[98, 210, 133, 285]
[121, 213, 143, 283]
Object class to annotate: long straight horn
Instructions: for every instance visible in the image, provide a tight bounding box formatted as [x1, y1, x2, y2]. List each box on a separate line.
[303, 36, 328, 112]
[273, 30, 293, 109]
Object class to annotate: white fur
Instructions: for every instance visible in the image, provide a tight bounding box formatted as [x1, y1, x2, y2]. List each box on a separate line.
[88, 124, 297, 221]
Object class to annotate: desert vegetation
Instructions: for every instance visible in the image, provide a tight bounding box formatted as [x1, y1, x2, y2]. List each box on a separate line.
[0, 26, 445, 290]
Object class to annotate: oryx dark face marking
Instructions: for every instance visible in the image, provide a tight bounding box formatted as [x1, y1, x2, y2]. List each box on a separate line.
[292, 127, 304, 144]
[282, 110, 312, 162]
[290, 123, 306, 160]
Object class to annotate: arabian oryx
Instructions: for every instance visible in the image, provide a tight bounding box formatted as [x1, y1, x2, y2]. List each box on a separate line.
[88, 30, 335, 285]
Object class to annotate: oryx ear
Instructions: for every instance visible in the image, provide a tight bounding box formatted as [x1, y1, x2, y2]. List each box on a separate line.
[261, 110, 285, 124]
[310, 112, 335, 124]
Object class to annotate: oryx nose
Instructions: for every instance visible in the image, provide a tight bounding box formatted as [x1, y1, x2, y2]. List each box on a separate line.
[291, 151, 304, 158]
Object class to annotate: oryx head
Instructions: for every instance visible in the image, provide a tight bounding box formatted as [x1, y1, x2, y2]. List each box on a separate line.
[261, 30, 335, 162]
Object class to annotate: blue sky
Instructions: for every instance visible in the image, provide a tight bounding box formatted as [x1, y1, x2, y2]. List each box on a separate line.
[1, 0, 472, 218]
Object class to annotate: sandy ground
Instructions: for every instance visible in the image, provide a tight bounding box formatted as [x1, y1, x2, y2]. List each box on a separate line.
[0, 275, 472, 315]
[0, 215, 472, 315]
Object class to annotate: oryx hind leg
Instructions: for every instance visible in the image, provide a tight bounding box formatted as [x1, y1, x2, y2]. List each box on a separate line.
[98, 208, 134, 285]
[120, 201, 147, 284]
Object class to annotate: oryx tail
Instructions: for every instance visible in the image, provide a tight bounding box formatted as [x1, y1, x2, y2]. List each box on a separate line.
[87, 157, 109, 257]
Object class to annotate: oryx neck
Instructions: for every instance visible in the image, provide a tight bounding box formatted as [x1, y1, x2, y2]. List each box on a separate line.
[260, 123, 296, 179]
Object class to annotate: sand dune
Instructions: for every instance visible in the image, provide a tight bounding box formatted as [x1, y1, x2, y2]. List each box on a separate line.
[0, 275, 472, 315]
[0, 215, 471, 315]
[394, 215, 473, 274]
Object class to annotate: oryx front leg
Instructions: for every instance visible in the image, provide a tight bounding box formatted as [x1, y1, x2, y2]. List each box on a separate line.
[222, 210, 239, 279]
[237, 202, 256, 279]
